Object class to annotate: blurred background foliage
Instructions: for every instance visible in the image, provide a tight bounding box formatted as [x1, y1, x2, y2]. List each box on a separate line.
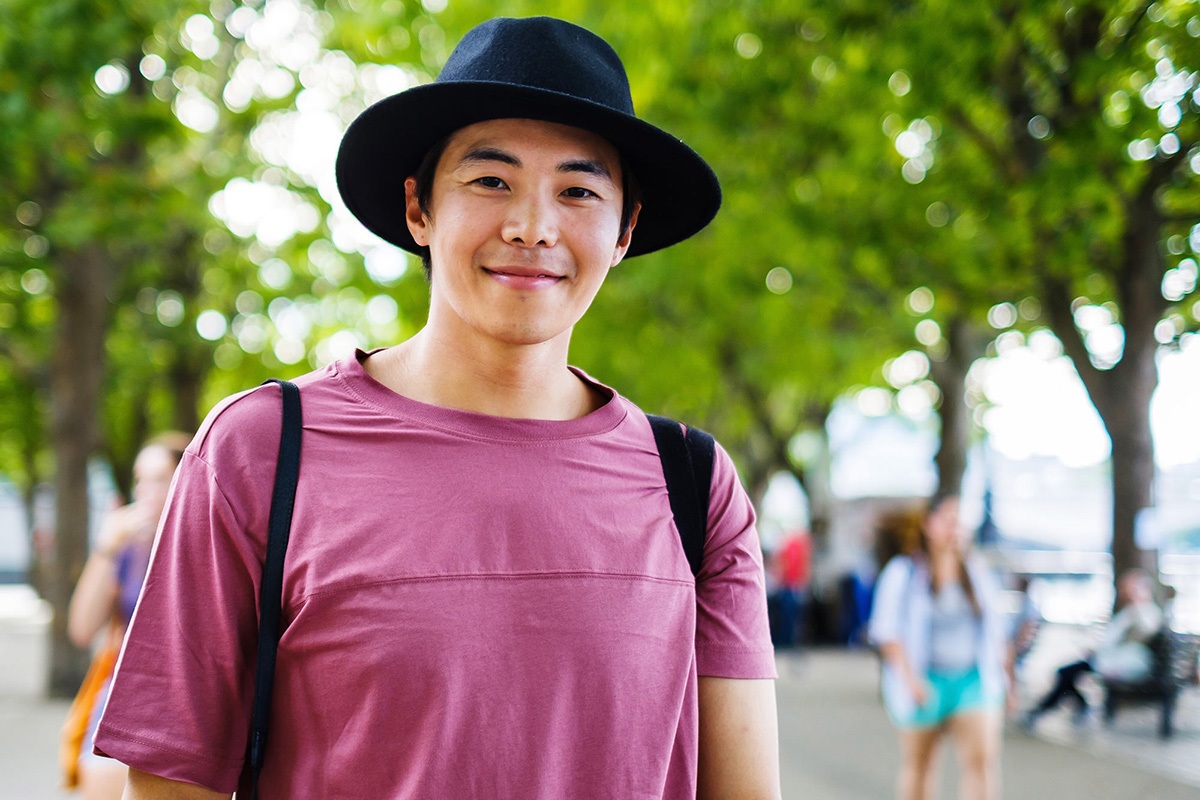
[2, 0, 1199, 692]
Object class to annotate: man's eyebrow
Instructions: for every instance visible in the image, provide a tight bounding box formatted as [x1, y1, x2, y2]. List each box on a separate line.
[455, 147, 614, 183]
[457, 146, 521, 168]
[558, 159, 614, 182]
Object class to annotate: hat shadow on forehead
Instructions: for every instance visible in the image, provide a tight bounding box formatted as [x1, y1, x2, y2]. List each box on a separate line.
[335, 16, 721, 258]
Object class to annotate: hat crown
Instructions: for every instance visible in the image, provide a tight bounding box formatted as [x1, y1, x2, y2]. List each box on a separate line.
[436, 17, 635, 116]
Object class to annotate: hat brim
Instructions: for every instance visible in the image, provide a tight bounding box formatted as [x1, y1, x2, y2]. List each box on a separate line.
[335, 81, 721, 258]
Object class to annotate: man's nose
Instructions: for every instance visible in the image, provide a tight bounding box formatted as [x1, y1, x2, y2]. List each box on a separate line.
[501, 192, 558, 247]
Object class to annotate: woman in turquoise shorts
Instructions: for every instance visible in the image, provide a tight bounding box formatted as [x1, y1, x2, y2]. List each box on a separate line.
[868, 494, 1014, 800]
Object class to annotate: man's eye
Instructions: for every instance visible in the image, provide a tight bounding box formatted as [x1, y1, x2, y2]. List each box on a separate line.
[475, 176, 507, 189]
[563, 187, 596, 199]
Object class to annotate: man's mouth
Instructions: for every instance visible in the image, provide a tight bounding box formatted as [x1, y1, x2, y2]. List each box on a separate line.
[482, 267, 565, 289]
[483, 267, 564, 280]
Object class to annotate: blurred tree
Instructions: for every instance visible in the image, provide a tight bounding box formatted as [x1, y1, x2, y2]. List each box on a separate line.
[0, 0, 350, 693]
[0, 0, 197, 693]
[0, 5, 441, 699]
[0, 271, 50, 590]
[841, 0, 1200, 581]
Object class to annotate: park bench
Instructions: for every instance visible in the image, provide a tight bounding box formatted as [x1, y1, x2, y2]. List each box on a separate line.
[1101, 629, 1200, 739]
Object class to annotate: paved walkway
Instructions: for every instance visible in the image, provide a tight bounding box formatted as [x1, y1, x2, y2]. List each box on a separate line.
[776, 648, 1200, 799]
[2, 586, 1197, 798]
[0, 695, 71, 800]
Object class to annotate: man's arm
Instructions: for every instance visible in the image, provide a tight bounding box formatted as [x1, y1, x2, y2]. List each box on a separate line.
[122, 768, 231, 800]
[697, 677, 781, 800]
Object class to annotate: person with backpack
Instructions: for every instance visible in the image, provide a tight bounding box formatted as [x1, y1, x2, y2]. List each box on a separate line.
[868, 494, 1013, 800]
[93, 16, 779, 800]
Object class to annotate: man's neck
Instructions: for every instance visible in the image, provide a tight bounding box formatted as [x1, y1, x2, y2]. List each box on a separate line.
[364, 328, 604, 420]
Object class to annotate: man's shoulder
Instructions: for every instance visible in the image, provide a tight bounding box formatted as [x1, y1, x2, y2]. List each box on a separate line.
[189, 361, 342, 464]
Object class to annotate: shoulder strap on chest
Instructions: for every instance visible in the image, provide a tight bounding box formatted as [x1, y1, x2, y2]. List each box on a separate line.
[249, 378, 302, 800]
[647, 414, 716, 578]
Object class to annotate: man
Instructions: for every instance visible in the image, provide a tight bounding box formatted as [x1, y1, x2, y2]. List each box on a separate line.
[1022, 569, 1164, 729]
[95, 17, 780, 799]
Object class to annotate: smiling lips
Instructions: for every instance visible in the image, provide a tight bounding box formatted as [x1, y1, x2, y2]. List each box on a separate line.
[483, 266, 565, 290]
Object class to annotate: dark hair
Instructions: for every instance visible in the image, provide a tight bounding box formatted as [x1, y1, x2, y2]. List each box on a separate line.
[927, 489, 957, 517]
[915, 492, 981, 616]
[412, 135, 452, 280]
[410, 134, 642, 281]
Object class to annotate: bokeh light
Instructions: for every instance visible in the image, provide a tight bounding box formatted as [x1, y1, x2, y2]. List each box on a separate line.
[94, 63, 130, 95]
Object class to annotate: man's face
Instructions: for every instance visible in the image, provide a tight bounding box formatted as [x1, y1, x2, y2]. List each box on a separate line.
[404, 118, 638, 349]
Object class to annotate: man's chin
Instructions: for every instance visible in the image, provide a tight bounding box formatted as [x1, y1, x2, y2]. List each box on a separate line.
[482, 320, 575, 349]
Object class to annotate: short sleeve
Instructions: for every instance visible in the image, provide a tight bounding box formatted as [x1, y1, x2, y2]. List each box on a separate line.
[867, 556, 912, 646]
[93, 391, 279, 793]
[693, 442, 776, 679]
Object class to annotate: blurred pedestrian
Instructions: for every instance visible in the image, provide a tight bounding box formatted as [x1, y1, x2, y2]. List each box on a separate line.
[1022, 569, 1163, 730]
[868, 493, 1013, 800]
[60, 432, 190, 799]
[1009, 575, 1041, 670]
[768, 529, 811, 648]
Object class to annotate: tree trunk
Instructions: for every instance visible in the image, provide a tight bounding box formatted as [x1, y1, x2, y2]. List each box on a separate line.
[930, 316, 982, 498]
[1045, 301, 1159, 592]
[1106, 390, 1156, 580]
[170, 351, 205, 435]
[21, 451, 43, 596]
[801, 404, 834, 553]
[1041, 195, 1165, 594]
[1044, 312, 1159, 591]
[1100, 198, 1164, 581]
[48, 244, 113, 697]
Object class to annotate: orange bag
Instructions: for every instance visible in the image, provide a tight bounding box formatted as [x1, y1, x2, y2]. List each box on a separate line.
[59, 640, 119, 789]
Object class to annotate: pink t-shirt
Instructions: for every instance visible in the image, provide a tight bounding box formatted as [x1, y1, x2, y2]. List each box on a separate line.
[95, 351, 775, 798]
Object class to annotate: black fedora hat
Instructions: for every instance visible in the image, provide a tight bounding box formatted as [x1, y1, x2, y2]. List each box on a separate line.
[335, 16, 721, 258]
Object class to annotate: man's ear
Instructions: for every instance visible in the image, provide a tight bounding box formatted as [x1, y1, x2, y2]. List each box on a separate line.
[404, 176, 429, 246]
[610, 202, 641, 268]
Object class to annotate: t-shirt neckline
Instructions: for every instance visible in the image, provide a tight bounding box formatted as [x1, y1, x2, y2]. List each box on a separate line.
[333, 348, 628, 441]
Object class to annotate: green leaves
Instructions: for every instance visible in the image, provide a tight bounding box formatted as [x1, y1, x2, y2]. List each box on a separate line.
[3, 0, 1196, 518]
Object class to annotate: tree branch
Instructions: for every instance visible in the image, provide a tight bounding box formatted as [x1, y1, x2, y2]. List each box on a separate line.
[1040, 274, 1112, 419]
[945, 105, 1020, 182]
[1048, 4, 1107, 125]
[717, 340, 805, 488]
[1113, 1, 1155, 55]
[1137, 142, 1194, 202]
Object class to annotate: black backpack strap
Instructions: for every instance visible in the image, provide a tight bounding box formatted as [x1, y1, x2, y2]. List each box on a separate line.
[647, 414, 715, 578]
[249, 379, 302, 800]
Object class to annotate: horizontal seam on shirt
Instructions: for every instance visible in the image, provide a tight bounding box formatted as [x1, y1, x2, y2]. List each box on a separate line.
[695, 643, 778, 654]
[334, 364, 629, 444]
[302, 569, 694, 601]
[98, 723, 243, 768]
